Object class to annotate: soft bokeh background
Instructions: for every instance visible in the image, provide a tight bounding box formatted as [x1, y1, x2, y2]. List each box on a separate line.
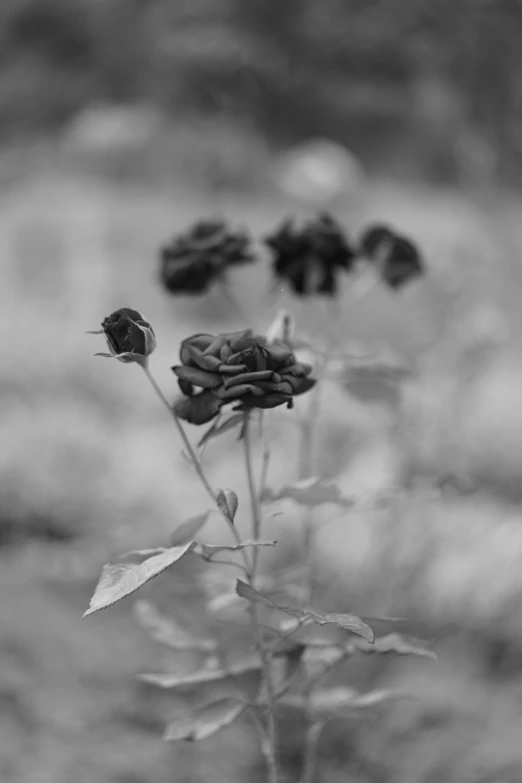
[3, 1, 522, 781]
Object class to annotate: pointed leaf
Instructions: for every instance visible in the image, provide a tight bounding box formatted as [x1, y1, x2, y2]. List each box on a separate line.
[355, 633, 436, 660]
[164, 698, 245, 741]
[282, 687, 407, 716]
[83, 541, 195, 618]
[196, 540, 277, 558]
[261, 477, 354, 507]
[311, 686, 408, 714]
[134, 600, 216, 652]
[235, 580, 374, 643]
[215, 489, 239, 522]
[170, 511, 210, 546]
[141, 652, 262, 689]
[119, 547, 167, 561]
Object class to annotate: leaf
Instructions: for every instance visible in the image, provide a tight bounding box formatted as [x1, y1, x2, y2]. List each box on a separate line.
[235, 580, 374, 643]
[170, 511, 210, 546]
[355, 633, 436, 660]
[141, 652, 262, 689]
[329, 353, 412, 407]
[261, 477, 354, 507]
[134, 600, 216, 652]
[197, 413, 244, 448]
[215, 489, 239, 522]
[164, 698, 245, 741]
[119, 547, 168, 561]
[281, 687, 407, 717]
[196, 540, 277, 558]
[83, 541, 195, 618]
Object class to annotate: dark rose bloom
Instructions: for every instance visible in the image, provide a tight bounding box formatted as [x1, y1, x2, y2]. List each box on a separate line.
[172, 329, 316, 424]
[96, 308, 156, 364]
[264, 213, 355, 296]
[160, 219, 254, 295]
[359, 224, 424, 290]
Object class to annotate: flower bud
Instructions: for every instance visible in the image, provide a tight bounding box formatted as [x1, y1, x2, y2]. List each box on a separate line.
[266, 309, 295, 345]
[89, 307, 156, 366]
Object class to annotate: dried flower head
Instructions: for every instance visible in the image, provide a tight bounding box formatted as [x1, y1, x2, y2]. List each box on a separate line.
[160, 219, 254, 295]
[172, 329, 316, 424]
[264, 213, 355, 296]
[359, 224, 424, 290]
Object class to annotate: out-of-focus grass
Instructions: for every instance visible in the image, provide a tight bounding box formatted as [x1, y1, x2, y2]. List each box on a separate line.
[4, 148, 522, 781]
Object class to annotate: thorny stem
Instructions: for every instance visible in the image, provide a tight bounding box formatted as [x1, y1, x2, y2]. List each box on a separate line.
[144, 367, 278, 779]
[243, 411, 279, 783]
[142, 366, 251, 571]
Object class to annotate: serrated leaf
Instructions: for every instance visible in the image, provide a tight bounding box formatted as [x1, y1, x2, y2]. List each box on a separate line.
[196, 539, 277, 558]
[281, 687, 407, 716]
[215, 489, 239, 522]
[83, 541, 195, 618]
[355, 633, 436, 660]
[164, 698, 245, 741]
[197, 414, 244, 448]
[261, 477, 354, 507]
[170, 511, 210, 546]
[141, 652, 262, 689]
[119, 547, 168, 561]
[134, 600, 216, 652]
[235, 580, 374, 643]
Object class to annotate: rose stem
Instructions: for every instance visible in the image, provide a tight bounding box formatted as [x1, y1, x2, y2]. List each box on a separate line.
[242, 410, 279, 783]
[142, 365, 251, 570]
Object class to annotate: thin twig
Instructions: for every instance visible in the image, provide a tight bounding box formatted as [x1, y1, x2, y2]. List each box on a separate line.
[142, 366, 251, 571]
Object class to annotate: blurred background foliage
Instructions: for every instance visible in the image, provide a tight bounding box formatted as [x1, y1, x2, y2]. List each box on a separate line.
[3, 1, 522, 782]
[0, 0, 521, 183]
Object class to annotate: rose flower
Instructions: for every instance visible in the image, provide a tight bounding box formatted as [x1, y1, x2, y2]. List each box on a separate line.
[160, 219, 254, 295]
[359, 224, 424, 290]
[264, 213, 355, 296]
[172, 329, 316, 425]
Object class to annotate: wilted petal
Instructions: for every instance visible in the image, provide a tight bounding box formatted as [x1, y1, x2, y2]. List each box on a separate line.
[174, 391, 222, 425]
[196, 354, 222, 371]
[172, 365, 221, 389]
[178, 378, 194, 396]
[223, 370, 275, 389]
[253, 380, 294, 395]
[214, 384, 265, 399]
[240, 392, 291, 409]
[228, 330, 255, 351]
[219, 364, 248, 375]
[292, 377, 317, 395]
[220, 344, 233, 362]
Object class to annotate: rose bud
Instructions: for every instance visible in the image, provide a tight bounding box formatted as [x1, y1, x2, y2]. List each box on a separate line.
[89, 307, 156, 366]
[159, 219, 254, 295]
[172, 329, 316, 425]
[264, 213, 355, 296]
[266, 309, 295, 346]
[359, 224, 424, 290]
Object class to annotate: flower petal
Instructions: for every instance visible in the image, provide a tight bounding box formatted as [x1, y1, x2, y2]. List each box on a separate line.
[214, 384, 265, 399]
[174, 391, 222, 425]
[240, 393, 291, 409]
[292, 377, 317, 395]
[172, 366, 221, 389]
[223, 370, 275, 389]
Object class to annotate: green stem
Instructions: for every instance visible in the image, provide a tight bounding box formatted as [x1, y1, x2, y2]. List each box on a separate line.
[143, 366, 250, 570]
[243, 411, 279, 783]
[299, 721, 325, 783]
